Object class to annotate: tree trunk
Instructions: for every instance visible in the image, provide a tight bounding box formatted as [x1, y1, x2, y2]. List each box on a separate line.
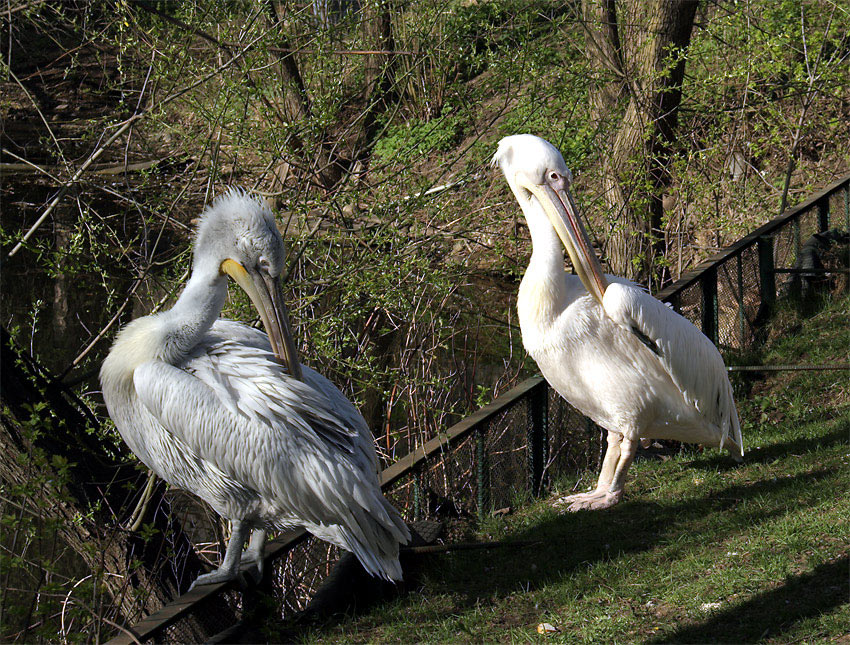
[583, 0, 698, 287]
[582, 0, 626, 128]
[266, 1, 349, 192]
[0, 327, 235, 638]
[359, 0, 398, 151]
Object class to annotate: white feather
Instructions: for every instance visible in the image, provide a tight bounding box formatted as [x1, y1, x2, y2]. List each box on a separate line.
[602, 282, 742, 452]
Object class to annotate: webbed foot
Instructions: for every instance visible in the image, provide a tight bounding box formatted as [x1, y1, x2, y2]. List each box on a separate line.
[188, 520, 251, 591]
[189, 567, 239, 591]
[554, 489, 622, 512]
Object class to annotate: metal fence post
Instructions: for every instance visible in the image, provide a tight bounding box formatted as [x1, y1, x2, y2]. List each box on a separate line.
[817, 196, 830, 232]
[413, 470, 423, 520]
[793, 218, 801, 264]
[845, 184, 849, 231]
[736, 254, 745, 346]
[700, 267, 718, 345]
[845, 185, 849, 274]
[668, 291, 680, 314]
[242, 554, 275, 638]
[475, 427, 489, 521]
[757, 235, 776, 314]
[527, 381, 548, 497]
[845, 183, 849, 230]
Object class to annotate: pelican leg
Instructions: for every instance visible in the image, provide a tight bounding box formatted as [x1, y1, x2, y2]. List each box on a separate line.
[595, 431, 622, 491]
[605, 436, 637, 502]
[555, 432, 634, 511]
[190, 519, 250, 589]
[240, 529, 267, 583]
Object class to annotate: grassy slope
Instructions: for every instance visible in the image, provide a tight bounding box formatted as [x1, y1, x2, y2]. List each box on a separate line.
[301, 294, 849, 644]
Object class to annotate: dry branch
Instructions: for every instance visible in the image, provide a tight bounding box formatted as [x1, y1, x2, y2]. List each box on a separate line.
[6, 30, 265, 258]
[0, 158, 175, 176]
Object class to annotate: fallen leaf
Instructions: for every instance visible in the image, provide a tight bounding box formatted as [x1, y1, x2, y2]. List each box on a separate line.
[537, 622, 559, 634]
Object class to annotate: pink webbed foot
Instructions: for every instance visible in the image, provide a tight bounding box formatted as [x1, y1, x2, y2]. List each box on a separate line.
[554, 489, 623, 512]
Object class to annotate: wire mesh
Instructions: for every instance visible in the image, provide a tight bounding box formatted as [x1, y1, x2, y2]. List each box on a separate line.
[664, 183, 850, 355]
[383, 473, 417, 521]
[271, 538, 342, 615]
[159, 590, 244, 643]
[421, 431, 478, 518]
[547, 388, 604, 481]
[484, 401, 530, 513]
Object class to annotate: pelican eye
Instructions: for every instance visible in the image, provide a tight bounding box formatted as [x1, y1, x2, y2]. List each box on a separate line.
[258, 257, 271, 273]
[547, 170, 572, 191]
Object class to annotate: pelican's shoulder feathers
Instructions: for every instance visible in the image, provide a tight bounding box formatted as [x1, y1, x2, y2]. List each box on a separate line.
[179, 319, 367, 460]
[100, 315, 165, 391]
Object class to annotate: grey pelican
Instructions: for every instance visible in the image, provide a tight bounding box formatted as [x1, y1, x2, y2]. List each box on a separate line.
[100, 189, 409, 586]
[493, 135, 743, 510]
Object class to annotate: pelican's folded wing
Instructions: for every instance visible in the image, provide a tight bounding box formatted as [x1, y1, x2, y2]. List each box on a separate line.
[133, 356, 409, 578]
[602, 282, 743, 455]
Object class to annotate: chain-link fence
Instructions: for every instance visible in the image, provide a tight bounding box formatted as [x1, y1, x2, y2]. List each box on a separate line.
[657, 177, 850, 350]
[107, 175, 849, 644]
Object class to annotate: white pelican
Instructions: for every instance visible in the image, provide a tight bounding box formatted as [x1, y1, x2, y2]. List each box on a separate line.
[100, 189, 409, 586]
[493, 135, 743, 511]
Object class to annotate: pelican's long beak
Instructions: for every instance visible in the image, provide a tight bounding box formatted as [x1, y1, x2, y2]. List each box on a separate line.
[516, 173, 608, 304]
[221, 259, 304, 381]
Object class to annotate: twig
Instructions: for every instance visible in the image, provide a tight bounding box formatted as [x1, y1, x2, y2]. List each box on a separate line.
[281, 218, 323, 283]
[234, 43, 420, 56]
[57, 275, 141, 377]
[7, 30, 264, 258]
[132, 1, 229, 50]
[0, 156, 176, 176]
[778, 4, 837, 214]
[61, 575, 93, 643]
[7, 115, 142, 257]
[97, 618, 143, 645]
[0, 148, 63, 182]
[60, 265, 188, 378]
[133, 2, 417, 57]
[6, 0, 49, 15]
[58, 584, 140, 645]
[6, 68, 69, 169]
[91, 183, 192, 232]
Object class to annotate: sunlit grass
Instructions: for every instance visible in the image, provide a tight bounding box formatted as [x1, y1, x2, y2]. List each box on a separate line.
[295, 294, 849, 644]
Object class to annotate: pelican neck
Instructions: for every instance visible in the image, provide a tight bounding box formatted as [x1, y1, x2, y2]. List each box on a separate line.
[156, 259, 228, 363]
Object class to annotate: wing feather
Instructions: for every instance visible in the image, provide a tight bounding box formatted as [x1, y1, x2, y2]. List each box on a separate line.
[188, 321, 366, 458]
[602, 282, 743, 454]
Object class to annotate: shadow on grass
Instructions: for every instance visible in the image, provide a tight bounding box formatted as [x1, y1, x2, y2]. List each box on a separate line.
[689, 419, 849, 470]
[264, 467, 844, 642]
[425, 467, 837, 607]
[649, 555, 849, 644]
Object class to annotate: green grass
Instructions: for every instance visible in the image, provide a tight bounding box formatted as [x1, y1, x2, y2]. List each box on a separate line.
[300, 295, 850, 644]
